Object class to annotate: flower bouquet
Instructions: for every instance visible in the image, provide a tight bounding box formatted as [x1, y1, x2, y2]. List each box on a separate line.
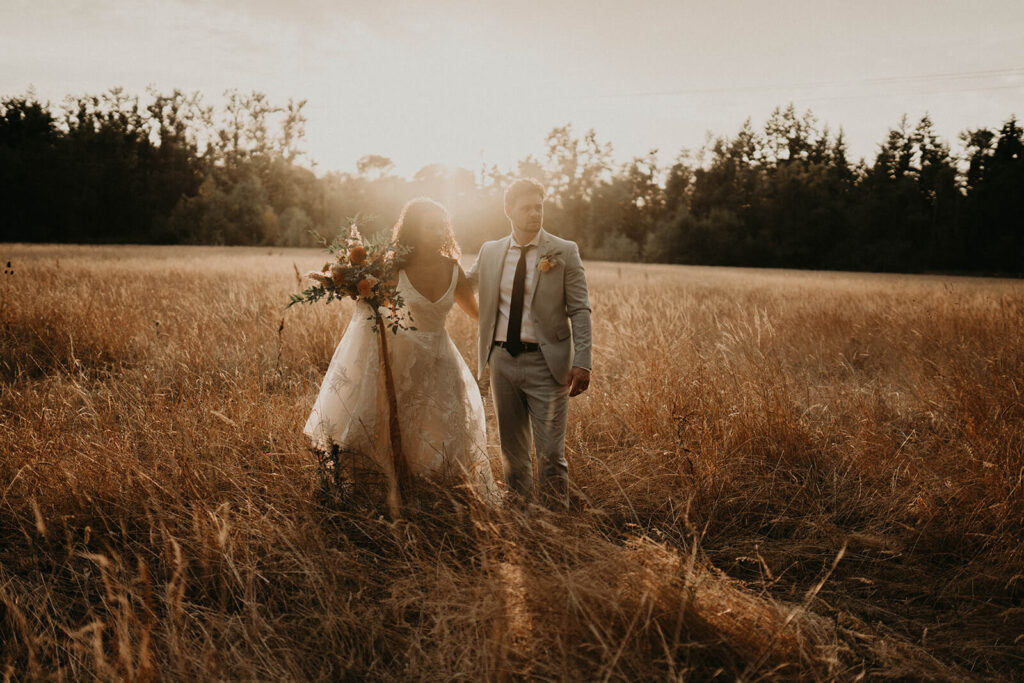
[287, 223, 414, 334]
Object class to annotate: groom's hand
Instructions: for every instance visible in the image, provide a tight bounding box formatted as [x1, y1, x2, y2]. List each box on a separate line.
[568, 367, 590, 397]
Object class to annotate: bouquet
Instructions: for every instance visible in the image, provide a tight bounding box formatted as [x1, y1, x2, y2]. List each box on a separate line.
[287, 223, 414, 334]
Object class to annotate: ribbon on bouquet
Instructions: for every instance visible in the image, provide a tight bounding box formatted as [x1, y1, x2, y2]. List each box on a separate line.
[374, 310, 409, 519]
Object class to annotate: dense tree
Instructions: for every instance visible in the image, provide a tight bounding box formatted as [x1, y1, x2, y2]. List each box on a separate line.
[960, 118, 1024, 273]
[0, 97, 61, 242]
[0, 90, 1020, 275]
[541, 125, 613, 244]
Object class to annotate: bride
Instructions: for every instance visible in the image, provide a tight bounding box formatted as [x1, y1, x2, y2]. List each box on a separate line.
[303, 198, 499, 502]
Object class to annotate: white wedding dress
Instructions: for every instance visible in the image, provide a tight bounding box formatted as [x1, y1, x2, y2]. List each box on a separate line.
[303, 262, 498, 502]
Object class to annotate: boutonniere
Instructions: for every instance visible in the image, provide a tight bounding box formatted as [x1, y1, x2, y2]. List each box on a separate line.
[538, 250, 561, 273]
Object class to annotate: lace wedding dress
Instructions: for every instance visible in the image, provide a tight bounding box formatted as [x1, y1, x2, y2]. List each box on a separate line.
[303, 262, 498, 502]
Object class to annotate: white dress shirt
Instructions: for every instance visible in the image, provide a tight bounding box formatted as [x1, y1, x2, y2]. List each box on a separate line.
[495, 229, 541, 343]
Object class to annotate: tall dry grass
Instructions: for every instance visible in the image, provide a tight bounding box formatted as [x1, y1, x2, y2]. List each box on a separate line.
[1, 243, 1022, 680]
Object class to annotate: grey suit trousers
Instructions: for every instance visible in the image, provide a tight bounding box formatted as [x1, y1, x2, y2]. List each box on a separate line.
[489, 345, 570, 505]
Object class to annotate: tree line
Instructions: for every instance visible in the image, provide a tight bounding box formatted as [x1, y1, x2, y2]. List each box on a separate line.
[1, 88, 1021, 274]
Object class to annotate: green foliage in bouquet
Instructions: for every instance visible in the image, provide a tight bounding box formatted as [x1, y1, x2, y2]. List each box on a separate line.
[287, 224, 415, 334]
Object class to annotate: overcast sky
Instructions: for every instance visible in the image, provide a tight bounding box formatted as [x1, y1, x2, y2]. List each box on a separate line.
[3, 0, 1022, 177]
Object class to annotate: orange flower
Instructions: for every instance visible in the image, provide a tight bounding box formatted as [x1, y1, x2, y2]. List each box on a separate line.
[330, 263, 347, 286]
[357, 275, 378, 298]
[379, 280, 397, 306]
[349, 246, 367, 265]
[538, 251, 560, 273]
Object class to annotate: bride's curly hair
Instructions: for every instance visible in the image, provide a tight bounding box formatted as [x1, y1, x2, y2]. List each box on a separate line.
[391, 198, 461, 266]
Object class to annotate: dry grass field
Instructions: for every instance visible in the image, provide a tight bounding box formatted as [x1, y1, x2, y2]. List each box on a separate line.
[1, 243, 1023, 680]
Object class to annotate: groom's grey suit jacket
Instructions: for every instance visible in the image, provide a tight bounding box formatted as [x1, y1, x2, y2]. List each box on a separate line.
[468, 229, 592, 385]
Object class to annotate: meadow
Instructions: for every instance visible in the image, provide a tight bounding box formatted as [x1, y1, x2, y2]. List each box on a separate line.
[1, 243, 1022, 680]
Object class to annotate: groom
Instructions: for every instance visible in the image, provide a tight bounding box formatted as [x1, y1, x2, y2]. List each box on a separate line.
[468, 178, 592, 507]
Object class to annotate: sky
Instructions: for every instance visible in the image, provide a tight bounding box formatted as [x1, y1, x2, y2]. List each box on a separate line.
[2, 0, 1023, 178]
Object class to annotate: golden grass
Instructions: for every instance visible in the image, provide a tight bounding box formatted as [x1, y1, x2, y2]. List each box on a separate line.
[1, 243, 1022, 680]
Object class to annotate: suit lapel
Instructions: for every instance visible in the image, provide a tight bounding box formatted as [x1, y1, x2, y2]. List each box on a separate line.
[529, 230, 552, 306]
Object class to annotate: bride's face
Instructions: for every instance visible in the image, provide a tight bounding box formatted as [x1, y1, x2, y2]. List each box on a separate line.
[416, 211, 446, 253]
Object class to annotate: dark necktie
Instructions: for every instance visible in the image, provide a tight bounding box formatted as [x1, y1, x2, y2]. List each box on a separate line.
[505, 246, 528, 356]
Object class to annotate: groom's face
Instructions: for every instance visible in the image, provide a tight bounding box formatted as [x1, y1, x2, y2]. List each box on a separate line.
[506, 192, 544, 236]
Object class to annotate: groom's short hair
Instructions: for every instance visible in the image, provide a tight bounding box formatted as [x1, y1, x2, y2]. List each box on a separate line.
[504, 178, 546, 208]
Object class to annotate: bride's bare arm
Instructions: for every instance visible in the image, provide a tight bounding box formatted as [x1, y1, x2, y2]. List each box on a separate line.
[454, 264, 479, 320]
